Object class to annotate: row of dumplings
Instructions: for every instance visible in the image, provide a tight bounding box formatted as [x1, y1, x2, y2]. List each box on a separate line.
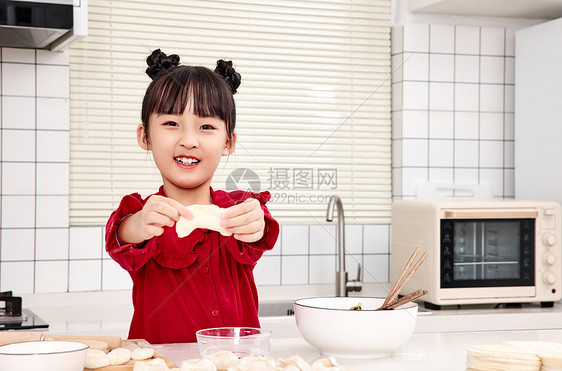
[85, 346, 155, 368]
[134, 350, 349, 371]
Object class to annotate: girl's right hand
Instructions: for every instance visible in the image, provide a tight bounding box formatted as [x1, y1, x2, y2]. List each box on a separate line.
[118, 195, 193, 244]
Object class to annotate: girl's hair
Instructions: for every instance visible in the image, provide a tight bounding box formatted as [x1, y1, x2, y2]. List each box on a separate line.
[141, 49, 241, 141]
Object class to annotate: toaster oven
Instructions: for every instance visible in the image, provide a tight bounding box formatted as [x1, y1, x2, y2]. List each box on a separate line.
[391, 200, 561, 308]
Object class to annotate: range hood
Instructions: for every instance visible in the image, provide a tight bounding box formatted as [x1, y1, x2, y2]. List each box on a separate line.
[0, 0, 87, 51]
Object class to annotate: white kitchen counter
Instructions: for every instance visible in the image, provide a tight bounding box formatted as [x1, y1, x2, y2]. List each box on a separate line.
[24, 285, 562, 336]
[17, 287, 562, 369]
[156, 329, 562, 370]
[30, 296, 562, 338]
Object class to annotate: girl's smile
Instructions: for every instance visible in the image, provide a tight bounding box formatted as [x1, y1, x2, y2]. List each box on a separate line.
[174, 156, 200, 167]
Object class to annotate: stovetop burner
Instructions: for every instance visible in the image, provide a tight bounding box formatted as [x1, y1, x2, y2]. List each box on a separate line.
[0, 291, 21, 316]
[0, 308, 48, 330]
[0, 291, 49, 331]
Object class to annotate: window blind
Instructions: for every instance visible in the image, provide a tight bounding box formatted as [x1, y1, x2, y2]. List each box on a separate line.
[69, 0, 391, 226]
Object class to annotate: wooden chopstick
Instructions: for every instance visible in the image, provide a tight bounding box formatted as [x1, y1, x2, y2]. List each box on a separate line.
[387, 252, 427, 304]
[379, 247, 427, 310]
[380, 289, 428, 310]
[382, 247, 420, 308]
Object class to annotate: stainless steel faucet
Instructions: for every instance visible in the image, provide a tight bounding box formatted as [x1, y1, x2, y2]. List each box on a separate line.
[326, 195, 362, 297]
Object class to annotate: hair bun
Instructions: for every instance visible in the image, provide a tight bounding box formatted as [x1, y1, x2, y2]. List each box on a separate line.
[215, 59, 241, 94]
[145, 49, 180, 80]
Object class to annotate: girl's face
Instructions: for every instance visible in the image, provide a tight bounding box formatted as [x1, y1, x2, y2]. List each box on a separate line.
[137, 107, 235, 197]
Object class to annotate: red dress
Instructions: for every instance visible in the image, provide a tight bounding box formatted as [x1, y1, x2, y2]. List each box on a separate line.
[105, 186, 279, 344]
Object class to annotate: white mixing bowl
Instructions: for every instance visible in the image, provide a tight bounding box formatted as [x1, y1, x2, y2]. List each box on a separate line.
[294, 297, 418, 359]
[0, 340, 88, 371]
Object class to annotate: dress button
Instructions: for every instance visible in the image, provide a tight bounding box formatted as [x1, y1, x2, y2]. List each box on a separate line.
[202, 266, 209, 274]
[211, 309, 219, 317]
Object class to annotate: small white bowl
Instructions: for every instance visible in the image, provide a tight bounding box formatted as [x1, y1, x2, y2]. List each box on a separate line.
[294, 297, 418, 359]
[196, 327, 272, 358]
[0, 340, 88, 371]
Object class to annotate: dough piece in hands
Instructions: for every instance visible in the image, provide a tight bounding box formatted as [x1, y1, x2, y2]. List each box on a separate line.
[179, 358, 217, 371]
[133, 357, 170, 371]
[108, 347, 132, 365]
[310, 357, 345, 371]
[84, 349, 110, 369]
[132, 346, 155, 360]
[176, 204, 231, 238]
[277, 355, 310, 371]
[204, 350, 240, 370]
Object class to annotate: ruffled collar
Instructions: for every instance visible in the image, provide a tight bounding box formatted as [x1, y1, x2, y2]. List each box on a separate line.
[152, 227, 206, 269]
[155, 186, 238, 208]
[152, 186, 218, 269]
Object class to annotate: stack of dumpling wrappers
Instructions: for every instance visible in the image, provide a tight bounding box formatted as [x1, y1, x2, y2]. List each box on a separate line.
[466, 341, 562, 371]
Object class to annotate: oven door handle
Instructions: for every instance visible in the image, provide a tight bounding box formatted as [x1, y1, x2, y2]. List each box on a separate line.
[443, 211, 539, 218]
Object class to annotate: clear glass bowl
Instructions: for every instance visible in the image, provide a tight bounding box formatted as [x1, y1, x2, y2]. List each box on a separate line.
[196, 327, 272, 358]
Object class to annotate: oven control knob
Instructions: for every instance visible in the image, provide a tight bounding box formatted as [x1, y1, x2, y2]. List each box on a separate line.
[545, 254, 557, 265]
[543, 273, 557, 285]
[543, 234, 557, 246]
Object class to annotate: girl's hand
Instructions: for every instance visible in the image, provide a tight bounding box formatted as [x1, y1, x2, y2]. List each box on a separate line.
[221, 198, 265, 243]
[118, 195, 193, 244]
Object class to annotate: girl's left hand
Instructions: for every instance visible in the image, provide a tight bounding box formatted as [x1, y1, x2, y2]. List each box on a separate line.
[221, 198, 265, 243]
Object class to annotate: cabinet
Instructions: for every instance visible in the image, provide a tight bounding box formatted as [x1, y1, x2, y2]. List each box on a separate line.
[515, 18, 562, 205]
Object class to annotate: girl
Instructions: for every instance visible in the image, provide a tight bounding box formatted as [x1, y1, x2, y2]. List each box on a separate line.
[105, 49, 279, 344]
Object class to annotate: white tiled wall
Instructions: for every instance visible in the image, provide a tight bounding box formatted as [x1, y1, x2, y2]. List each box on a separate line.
[0, 48, 71, 293]
[253, 224, 391, 286]
[392, 24, 516, 199]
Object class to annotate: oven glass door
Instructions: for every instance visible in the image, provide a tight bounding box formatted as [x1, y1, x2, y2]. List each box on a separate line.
[440, 218, 535, 288]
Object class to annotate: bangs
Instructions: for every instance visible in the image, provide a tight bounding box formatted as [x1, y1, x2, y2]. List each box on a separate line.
[142, 66, 235, 137]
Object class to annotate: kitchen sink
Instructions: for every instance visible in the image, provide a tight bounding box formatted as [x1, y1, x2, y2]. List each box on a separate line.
[258, 301, 295, 317]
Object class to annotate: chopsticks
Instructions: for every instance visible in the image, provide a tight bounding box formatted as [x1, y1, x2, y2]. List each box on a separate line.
[378, 247, 428, 310]
[383, 289, 428, 310]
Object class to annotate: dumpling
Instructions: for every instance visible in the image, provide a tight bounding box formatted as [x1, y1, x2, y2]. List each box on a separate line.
[84, 349, 110, 369]
[276, 355, 310, 371]
[205, 350, 240, 370]
[179, 358, 217, 371]
[310, 357, 344, 371]
[227, 356, 276, 370]
[133, 357, 170, 371]
[132, 346, 155, 360]
[176, 205, 231, 237]
[107, 347, 132, 365]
